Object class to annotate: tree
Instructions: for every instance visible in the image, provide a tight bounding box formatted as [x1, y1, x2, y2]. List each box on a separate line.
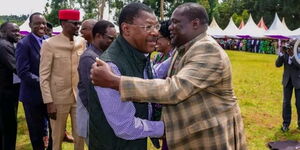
[44, 0, 79, 26]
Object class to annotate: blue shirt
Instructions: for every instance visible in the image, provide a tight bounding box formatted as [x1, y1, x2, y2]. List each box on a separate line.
[32, 33, 44, 47]
[94, 62, 166, 140]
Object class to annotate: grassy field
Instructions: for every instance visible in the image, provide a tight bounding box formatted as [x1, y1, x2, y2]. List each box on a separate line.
[16, 50, 300, 150]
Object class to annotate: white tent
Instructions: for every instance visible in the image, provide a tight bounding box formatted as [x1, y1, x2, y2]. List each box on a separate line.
[288, 28, 300, 39]
[53, 26, 62, 34]
[207, 17, 224, 38]
[282, 18, 290, 31]
[265, 13, 293, 39]
[19, 17, 30, 35]
[221, 17, 240, 38]
[237, 14, 266, 38]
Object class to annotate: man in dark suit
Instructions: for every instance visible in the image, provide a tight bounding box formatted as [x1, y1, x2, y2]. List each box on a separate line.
[276, 41, 300, 132]
[0, 22, 20, 150]
[15, 12, 52, 150]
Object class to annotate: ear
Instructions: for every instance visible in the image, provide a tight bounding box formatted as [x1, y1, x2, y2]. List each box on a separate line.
[29, 22, 33, 29]
[95, 33, 102, 40]
[191, 18, 201, 30]
[121, 22, 130, 36]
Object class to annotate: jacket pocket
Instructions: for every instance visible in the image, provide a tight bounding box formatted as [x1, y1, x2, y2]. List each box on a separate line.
[186, 117, 219, 134]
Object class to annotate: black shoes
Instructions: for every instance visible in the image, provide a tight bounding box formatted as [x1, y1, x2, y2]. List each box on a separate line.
[281, 125, 289, 132]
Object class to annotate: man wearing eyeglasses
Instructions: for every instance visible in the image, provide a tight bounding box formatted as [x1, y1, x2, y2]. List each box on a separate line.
[77, 20, 117, 144]
[39, 9, 85, 150]
[91, 2, 247, 150]
[87, 3, 164, 150]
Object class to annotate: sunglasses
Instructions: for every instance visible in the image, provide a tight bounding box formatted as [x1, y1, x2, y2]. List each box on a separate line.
[65, 20, 81, 26]
[103, 34, 116, 41]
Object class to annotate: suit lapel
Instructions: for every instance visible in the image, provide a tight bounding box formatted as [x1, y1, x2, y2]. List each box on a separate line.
[29, 33, 41, 56]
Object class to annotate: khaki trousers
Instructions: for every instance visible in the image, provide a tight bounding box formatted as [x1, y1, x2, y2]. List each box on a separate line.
[50, 103, 84, 150]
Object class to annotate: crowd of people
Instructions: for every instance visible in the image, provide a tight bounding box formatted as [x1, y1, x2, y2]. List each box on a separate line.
[0, 2, 248, 150]
[216, 38, 279, 54]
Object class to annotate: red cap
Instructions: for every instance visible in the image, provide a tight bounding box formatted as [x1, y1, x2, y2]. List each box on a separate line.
[58, 9, 80, 21]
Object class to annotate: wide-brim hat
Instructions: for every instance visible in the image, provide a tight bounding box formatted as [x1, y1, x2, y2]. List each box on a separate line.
[58, 9, 80, 21]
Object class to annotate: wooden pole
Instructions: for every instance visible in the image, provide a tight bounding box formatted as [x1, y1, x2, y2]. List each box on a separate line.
[160, 0, 164, 20]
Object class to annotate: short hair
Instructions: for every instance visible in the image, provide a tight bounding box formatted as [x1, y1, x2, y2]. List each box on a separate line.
[176, 3, 209, 25]
[29, 12, 43, 23]
[118, 2, 154, 34]
[159, 20, 171, 39]
[92, 20, 115, 38]
[0, 22, 12, 33]
[46, 22, 53, 29]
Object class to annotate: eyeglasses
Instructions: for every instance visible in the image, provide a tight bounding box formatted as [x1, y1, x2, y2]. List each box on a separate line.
[103, 34, 116, 41]
[65, 20, 81, 26]
[130, 24, 161, 32]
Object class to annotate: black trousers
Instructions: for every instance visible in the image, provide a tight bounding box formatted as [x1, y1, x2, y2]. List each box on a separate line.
[282, 79, 300, 127]
[23, 102, 52, 150]
[0, 85, 19, 150]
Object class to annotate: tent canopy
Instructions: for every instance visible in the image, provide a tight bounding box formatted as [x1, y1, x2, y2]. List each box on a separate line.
[265, 13, 293, 39]
[207, 17, 224, 38]
[19, 17, 30, 35]
[239, 20, 245, 29]
[237, 14, 266, 38]
[257, 17, 268, 30]
[221, 17, 240, 38]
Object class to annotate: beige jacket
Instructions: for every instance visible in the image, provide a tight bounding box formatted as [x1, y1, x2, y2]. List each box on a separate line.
[40, 33, 86, 104]
[120, 33, 247, 150]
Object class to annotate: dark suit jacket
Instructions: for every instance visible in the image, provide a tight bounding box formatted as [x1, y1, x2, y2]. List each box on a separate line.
[16, 33, 47, 104]
[276, 53, 300, 89]
[0, 38, 17, 96]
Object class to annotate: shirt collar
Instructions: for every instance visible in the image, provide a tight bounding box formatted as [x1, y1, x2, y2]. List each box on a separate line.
[32, 33, 44, 41]
[176, 32, 207, 56]
[89, 44, 103, 56]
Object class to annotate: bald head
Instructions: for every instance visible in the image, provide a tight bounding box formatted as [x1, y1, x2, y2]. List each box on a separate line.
[80, 19, 97, 43]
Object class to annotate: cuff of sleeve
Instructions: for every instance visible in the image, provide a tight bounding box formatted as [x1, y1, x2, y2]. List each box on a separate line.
[154, 121, 165, 138]
[120, 76, 130, 101]
[43, 99, 53, 104]
[278, 52, 284, 56]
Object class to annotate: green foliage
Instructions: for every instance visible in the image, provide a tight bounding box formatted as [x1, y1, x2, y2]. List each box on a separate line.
[0, 15, 28, 26]
[44, 0, 80, 27]
[78, 0, 99, 20]
[232, 9, 249, 27]
[42, 0, 300, 30]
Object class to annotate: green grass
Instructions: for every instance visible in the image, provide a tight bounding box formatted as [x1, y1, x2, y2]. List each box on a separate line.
[16, 50, 300, 149]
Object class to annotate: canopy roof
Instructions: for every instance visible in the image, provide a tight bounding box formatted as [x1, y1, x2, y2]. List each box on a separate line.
[257, 17, 268, 30]
[19, 17, 30, 35]
[239, 20, 245, 29]
[221, 17, 240, 38]
[207, 17, 224, 38]
[265, 13, 293, 39]
[288, 28, 300, 39]
[237, 14, 266, 38]
[53, 26, 62, 35]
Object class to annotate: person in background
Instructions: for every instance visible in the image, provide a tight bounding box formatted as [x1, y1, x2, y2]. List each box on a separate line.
[152, 20, 174, 79]
[16, 12, 53, 150]
[276, 40, 300, 132]
[77, 20, 117, 144]
[91, 3, 247, 150]
[80, 19, 97, 46]
[88, 3, 164, 150]
[46, 22, 53, 37]
[40, 9, 85, 150]
[0, 22, 20, 150]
